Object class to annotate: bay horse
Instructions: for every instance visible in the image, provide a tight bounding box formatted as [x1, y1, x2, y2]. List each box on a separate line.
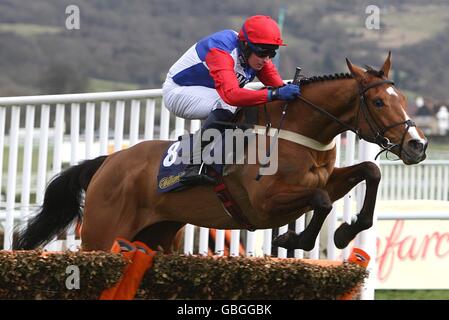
[15, 52, 427, 253]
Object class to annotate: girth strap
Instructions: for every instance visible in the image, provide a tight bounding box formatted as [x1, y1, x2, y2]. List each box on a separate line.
[208, 168, 256, 231]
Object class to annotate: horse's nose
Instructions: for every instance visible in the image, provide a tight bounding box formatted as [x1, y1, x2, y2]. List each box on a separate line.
[407, 139, 427, 155]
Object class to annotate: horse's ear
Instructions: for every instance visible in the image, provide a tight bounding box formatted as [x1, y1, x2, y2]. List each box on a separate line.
[346, 57, 365, 81]
[380, 51, 392, 78]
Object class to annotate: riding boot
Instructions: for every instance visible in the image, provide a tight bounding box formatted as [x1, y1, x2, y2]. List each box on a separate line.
[180, 109, 235, 186]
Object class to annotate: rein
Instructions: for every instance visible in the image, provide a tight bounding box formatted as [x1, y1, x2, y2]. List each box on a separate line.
[215, 72, 417, 180]
[255, 68, 302, 180]
[290, 78, 416, 160]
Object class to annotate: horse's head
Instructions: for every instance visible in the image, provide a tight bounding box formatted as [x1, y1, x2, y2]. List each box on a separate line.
[346, 52, 428, 165]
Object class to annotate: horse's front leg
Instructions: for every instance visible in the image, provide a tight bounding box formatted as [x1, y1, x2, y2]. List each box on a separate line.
[324, 161, 381, 249]
[259, 184, 333, 251]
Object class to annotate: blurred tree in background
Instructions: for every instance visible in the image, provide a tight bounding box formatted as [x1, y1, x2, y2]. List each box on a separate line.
[0, 0, 447, 103]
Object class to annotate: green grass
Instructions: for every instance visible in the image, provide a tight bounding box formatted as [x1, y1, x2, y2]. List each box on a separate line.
[2, 145, 54, 174]
[384, 5, 449, 36]
[87, 78, 141, 92]
[0, 145, 56, 203]
[328, 4, 449, 48]
[0, 23, 61, 37]
[376, 290, 449, 300]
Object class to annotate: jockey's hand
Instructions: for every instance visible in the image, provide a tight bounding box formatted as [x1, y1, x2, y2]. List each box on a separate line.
[268, 84, 300, 101]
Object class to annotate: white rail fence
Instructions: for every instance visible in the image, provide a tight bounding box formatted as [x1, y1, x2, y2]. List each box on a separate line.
[0, 87, 446, 299]
[380, 160, 449, 201]
[0, 88, 368, 253]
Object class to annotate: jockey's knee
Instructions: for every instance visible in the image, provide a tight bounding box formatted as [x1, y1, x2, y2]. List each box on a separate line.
[202, 109, 235, 131]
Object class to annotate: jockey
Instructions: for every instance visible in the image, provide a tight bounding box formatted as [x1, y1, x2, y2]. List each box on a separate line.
[163, 15, 300, 186]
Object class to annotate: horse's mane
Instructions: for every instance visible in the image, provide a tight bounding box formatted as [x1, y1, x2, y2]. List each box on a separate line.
[299, 66, 385, 87]
[299, 73, 352, 86]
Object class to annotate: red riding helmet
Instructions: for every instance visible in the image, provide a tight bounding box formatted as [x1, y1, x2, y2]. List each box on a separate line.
[238, 15, 287, 46]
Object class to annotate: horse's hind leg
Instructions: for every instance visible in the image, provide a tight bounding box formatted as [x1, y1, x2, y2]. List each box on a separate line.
[132, 221, 186, 252]
[81, 207, 125, 251]
[325, 162, 381, 249]
[81, 199, 141, 251]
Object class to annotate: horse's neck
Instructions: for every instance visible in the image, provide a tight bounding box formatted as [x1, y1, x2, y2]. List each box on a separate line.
[235, 79, 359, 143]
[278, 78, 359, 144]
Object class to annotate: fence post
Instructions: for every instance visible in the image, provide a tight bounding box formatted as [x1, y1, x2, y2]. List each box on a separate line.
[4, 106, 20, 250]
[355, 140, 380, 300]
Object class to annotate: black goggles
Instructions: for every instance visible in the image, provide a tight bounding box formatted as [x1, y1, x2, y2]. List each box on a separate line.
[252, 47, 277, 58]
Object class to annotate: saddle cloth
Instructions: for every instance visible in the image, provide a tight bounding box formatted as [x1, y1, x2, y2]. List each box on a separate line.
[157, 107, 258, 193]
[157, 133, 225, 193]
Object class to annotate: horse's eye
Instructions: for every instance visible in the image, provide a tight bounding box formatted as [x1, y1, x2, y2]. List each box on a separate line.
[374, 99, 384, 108]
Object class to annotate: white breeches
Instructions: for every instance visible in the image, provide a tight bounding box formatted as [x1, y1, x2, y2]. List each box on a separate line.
[162, 77, 237, 120]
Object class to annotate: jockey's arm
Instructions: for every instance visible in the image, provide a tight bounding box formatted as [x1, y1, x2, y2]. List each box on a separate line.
[206, 49, 282, 106]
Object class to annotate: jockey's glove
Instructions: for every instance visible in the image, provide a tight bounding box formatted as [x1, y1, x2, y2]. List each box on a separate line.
[268, 84, 301, 101]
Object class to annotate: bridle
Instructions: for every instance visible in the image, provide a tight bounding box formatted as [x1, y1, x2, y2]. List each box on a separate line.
[293, 78, 416, 160]
[354, 79, 416, 159]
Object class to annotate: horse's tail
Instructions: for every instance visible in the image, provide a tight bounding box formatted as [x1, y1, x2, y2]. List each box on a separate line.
[14, 155, 108, 250]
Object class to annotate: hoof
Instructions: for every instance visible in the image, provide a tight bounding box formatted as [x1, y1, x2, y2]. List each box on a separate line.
[272, 230, 299, 250]
[334, 222, 353, 249]
[273, 230, 315, 251]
